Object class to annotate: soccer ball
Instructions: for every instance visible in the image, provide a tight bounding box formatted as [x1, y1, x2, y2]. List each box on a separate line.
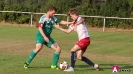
[59, 61, 68, 70]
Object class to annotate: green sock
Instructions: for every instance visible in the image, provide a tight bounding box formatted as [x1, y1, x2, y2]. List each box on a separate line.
[26, 50, 37, 64]
[52, 52, 60, 66]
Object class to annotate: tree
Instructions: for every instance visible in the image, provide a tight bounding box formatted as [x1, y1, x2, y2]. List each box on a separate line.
[102, 0, 130, 17]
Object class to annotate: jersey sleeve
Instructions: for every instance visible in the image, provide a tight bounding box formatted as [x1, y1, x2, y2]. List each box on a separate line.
[39, 15, 46, 24]
[69, 24, 74, 30]
[38, 15, 46, 27]
[77, 16, 82, 22]
[52, 16, 61, 23]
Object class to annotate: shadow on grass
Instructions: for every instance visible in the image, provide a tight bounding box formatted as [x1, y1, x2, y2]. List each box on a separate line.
[28, 66, 50, 69]
[100, 64, 133, 69]
[75, 63, 133, 71]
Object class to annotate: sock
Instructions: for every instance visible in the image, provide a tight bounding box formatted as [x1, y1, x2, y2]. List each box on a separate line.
[52, 52, 60, 66]
[26, 50, 37, 64]
[71, 52, 76, 68]
[82, 56, 94, 67]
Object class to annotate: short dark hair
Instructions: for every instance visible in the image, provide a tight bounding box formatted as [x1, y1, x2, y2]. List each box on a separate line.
[48, 6, 57, 12]
[68, 8, 78, 16]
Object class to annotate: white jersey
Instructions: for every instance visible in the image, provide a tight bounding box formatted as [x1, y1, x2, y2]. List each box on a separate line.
[69, 17, 90, 40]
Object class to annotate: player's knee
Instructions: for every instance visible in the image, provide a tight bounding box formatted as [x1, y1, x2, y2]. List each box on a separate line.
[35, 45, 43, 53]
[77, 56, 82, 60]
[34, 48, 41, 53]
[56, 47, 61, 53]
[71, 49, 76, 52]
[58, 48, 61, 52]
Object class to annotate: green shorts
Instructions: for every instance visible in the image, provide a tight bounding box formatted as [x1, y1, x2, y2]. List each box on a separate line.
[36, 36, 56, 48]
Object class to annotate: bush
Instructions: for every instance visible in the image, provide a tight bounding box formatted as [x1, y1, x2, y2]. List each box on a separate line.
[0, 0, 132, 29]
[16, 14, 30, 24]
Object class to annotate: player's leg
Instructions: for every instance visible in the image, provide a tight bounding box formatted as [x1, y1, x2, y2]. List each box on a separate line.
[68, 37, 90, 69]
[51, 43, 61, 68]
[64, 45, 80, 72]
[24, 44, 43, 69]
[77, 50, 99, 70]
[71, 45, 80, 68]
[77, 50, 95, 66]
[76, 47, 99, 71]
[46, 37, 61, 69]
[24, 36, 44, 69]
[50, 43, 61, 69]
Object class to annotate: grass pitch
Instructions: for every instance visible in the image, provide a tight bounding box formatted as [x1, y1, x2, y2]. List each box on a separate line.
[0, 25, 133, 74]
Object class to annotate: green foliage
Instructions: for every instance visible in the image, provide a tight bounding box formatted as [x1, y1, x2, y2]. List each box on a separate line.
[97, 0, 132, 28]
[16, 14, 30, 24]
[105, 0, 130, 17]
[0, 0, 133, 29]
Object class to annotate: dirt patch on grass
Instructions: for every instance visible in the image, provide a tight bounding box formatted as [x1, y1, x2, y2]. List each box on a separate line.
[89, 27, 133, 33]
[0, 40, 132, 63]
[0, 21, 36, 27]
[0, 24, 132, 63]
[84, 53, 133, 62]
[1, 22, 133, 33]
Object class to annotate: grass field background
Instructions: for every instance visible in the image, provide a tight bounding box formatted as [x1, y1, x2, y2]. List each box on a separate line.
[0, 25, 133, 74]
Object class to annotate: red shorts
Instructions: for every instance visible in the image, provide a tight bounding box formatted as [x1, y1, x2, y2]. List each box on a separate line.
[76, 37, 90, 52]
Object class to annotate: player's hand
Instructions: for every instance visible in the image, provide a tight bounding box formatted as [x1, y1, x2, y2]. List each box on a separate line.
[81, 18, 85, 22]
[71, 21, 75, 24]
[54, 23, 60, 29]
[44, 37, 49, 43]
[74, 25, 77, 31]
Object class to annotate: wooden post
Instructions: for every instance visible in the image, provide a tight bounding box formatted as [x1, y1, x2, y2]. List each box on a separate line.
[30, 12, 33, 27]
[103, 17, 106, 32]
[67, 16, 69, 26]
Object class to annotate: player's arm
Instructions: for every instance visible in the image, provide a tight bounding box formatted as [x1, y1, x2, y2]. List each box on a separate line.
[74, 17, 84, 31]
[75, 17, 84, 25]
[59, 20, 74, 25]
[53, 16, 73, 25]
[38, 15, 49, 42]
[55, 24, 72, 34]
[38, 24, 49, 42]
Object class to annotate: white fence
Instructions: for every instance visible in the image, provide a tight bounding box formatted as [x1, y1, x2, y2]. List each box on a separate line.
[0, 11, 133, 32]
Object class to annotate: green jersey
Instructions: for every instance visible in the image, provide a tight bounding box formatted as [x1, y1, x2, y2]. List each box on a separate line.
[36, 14, 61, 37]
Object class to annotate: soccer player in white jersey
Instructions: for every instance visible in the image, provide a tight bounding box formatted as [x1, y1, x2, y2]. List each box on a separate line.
[55, 8, 99, 72]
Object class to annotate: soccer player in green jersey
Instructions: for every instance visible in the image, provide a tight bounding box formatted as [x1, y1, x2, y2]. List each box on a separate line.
[24, 6, 73, 69]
